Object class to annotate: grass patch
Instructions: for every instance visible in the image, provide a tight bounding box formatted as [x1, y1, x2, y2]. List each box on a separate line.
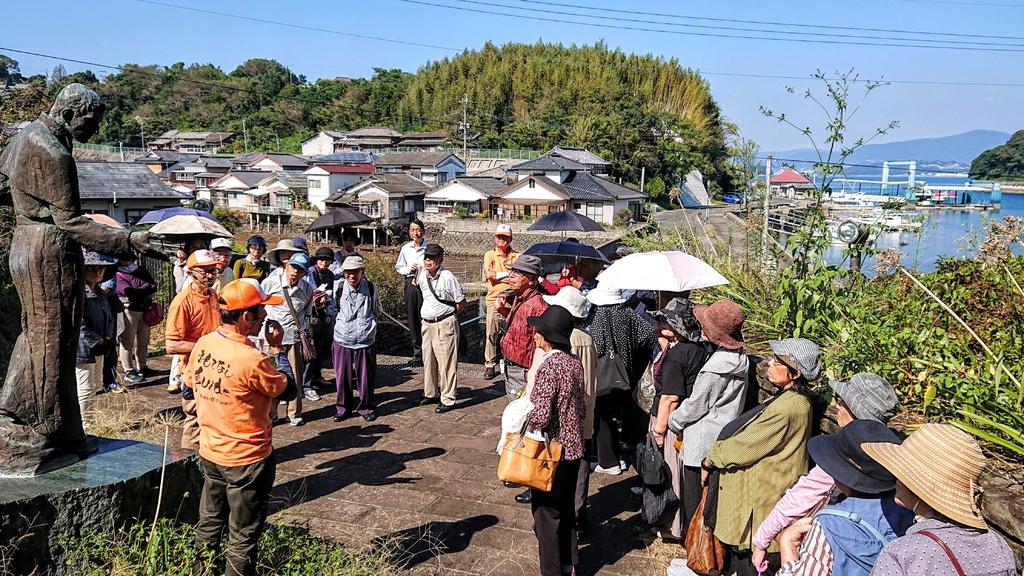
[59, 519, 391, 576]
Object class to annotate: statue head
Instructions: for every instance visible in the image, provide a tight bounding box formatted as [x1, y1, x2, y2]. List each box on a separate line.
[48, 83, 106, 143]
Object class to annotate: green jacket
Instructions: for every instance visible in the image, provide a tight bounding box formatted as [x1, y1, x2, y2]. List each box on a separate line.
[705, 389, 812, 552]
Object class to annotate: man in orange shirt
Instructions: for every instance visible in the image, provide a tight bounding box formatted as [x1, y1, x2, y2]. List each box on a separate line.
[185, 279, 297, 576]
[482, 224, 519, 380]
[165, 249, 222, 450]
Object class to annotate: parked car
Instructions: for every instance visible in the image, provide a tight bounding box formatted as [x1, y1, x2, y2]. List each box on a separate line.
[722, 193, 743, 204]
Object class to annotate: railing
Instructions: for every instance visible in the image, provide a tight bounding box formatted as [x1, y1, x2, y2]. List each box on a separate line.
[375, 146, 543, 160]
[76, 141, 148, 157]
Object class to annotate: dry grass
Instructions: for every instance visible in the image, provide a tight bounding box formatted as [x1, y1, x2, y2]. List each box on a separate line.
[86, 390, 181, 445]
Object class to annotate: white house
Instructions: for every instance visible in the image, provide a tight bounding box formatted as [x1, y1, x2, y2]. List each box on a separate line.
[304, 163, 376, 212]
[326, 173, 429, 226]
[506, 153, 590, 184]
[423, 176, 506, 216]
[301, 131, 346, 156]
[375, 151, 466, 186]
[232, 152, 309, 172]
[493, 172, 644, 224]
[256, 171, 308, 211]
[209, 171, 272, 209]
[77, 161, 193, 224]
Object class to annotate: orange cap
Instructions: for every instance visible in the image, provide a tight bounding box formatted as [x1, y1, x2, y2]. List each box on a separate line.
[186, 249, 219, 270]
[219, 279, 283, 310]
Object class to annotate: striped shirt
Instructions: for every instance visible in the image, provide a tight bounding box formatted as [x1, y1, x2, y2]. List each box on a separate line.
[777, 521, 833, 576]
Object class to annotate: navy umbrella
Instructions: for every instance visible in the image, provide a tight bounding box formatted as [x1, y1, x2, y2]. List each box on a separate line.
[137, 207, 216, 225]
[526, 211, 604, 234]
[524, 240, 609, 263]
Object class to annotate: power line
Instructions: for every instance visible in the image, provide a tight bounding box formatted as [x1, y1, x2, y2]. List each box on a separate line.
[503, 0, 1024, 41]
[441, 0, 1024, 48]
[399, 0, 1024, 52]
[118, 1, 1024, 87]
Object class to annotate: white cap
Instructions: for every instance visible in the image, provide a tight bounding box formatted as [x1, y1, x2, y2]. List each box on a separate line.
[210, 237, 233, 251]
[543, 286, 587, 319]
[494, 224, 512, 236]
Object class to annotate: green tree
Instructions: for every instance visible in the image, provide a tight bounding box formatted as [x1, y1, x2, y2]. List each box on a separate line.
[970, 130, 1024, 180]
[0, 55, 22, 85]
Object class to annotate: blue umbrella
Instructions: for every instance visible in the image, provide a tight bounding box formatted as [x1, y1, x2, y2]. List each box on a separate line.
[526, 211, 603, 233]
[136, 207, 216, 225]
[524, 240, 609, 263]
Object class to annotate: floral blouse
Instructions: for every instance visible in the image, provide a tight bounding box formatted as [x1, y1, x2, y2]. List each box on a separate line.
[527, 350, 586, 461]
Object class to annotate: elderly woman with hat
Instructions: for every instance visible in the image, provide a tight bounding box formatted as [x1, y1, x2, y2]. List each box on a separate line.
[863, 423, 1017, 576]
[77, 249, 121, 419]
[775, 420, 914, 576]
[663, 298, 745, 536]
[329, 255, 381, 422]
[703, 336, 822, 576]
[586, 284, 657, 475]
[524, 305, 587, 576]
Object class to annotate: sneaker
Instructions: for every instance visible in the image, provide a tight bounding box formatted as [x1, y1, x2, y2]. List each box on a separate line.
[484, 366, 497, 380]
[124, 370, 144, 384]
[105, 381, 127, 394]
[303, 388, 321, 401]
[289, 418, 304, 427]
[167, 382, 181, 394]
[593, 464, 622, 475]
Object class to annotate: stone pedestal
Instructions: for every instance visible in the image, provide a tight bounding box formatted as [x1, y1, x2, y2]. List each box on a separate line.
[0, 437, 202, 576]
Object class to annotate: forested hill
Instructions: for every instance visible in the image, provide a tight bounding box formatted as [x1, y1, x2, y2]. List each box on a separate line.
[398, 42, 729, 185]
[970, 130, 1024, 180]
[0, 42, 730, 187]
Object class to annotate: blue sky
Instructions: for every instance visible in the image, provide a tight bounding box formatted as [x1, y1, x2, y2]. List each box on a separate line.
[4, 0, 1023, 150]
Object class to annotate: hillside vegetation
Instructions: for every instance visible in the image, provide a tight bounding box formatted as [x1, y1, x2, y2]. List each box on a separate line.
[970, 129, 1024, 180]
[0, 42, 730, 188]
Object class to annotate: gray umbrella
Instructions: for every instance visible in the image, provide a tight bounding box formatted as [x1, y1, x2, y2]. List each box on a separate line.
[305, 207, 373, 233]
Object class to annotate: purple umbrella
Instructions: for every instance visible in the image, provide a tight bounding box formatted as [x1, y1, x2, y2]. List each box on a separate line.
[137, 207, 216, 225]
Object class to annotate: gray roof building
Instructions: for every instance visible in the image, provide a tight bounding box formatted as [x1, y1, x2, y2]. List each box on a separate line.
[508, 153, 589, 173]
[76, 161, 193, 201]
[376, 151, 462, 168]
[550, 146, 612, 169]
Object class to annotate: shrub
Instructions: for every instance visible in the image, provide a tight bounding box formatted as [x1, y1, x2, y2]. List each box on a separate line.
[615, 208, 634, 225]
[211, 206, 243, 231]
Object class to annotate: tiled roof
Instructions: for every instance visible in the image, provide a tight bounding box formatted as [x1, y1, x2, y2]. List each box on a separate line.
[561, 172, 644, 201]
[213, 170, 270, 188]
[76, 161, 193, 201]
[369, 173, 431, 194]
[237, 153, 309, 169]
[376, 151, 462, 167]
[194, 156, 235, 169]
[508, 152, 588, 172]
[550, 146, 611, 167]
[263, 171, 308, 188]
[345, 127, 403, 138]
[454, 176, 507, 195]
[138, 150, 188, 164]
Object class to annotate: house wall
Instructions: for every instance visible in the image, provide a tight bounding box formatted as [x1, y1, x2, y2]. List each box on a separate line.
[512, 169, 564, 184]
[306, 172, 366, 211]
[301, 133, 335, 157]
[250, 158, 285, 172]
[82, 198, 185, 225]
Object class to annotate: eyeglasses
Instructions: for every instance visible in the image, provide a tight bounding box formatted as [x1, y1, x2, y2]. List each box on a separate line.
[192, 267, 218, 276]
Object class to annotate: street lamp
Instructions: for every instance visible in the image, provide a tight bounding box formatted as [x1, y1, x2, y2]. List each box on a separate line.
[836, 220, 870, 273]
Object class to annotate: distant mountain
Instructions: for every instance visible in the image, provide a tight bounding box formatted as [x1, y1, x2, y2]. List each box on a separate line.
[769, 129, 1012, 167]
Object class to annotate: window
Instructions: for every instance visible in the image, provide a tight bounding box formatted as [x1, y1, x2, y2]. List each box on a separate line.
[573, 203, 582, 211]
[389, 199, 402, 219]
[528, 179, 535, 189]
[404, 199, 416, 214]
[123, 209, 146, 225]
[308, 179, 321, 189]
[436, 172, 449, 184]
[586, 202, 603, 222]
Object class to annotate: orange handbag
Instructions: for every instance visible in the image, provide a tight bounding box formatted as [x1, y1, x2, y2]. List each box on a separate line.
[496, 432, 562, 492]
[685, 485, 726, 575]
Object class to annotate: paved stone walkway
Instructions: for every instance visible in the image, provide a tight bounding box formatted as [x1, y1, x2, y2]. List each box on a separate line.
[128, 355, 675, 575]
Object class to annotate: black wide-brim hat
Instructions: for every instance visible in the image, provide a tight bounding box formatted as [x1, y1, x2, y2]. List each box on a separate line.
[808, 419, 900, 494]
[527, 306, 574, 348]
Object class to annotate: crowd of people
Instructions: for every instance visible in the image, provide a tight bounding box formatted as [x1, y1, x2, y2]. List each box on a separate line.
[70, 220, 1018, 576]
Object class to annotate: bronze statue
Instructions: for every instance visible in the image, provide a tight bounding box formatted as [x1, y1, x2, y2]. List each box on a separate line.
[0, 84, 152, 476]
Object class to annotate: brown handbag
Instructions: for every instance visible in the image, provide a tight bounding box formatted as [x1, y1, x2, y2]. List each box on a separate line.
[496, 432, 563, 492]
[685, 485, 726, 575]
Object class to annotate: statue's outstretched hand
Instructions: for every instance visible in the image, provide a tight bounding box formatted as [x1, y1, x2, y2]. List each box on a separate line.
[129, 231, 163, 260]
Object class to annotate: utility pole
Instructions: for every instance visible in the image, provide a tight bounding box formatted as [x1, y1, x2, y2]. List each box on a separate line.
[763, 155, 773, 262]
[242, 118, 249, 154]
[459, 94, 468, 158]
[639, 166, 646, 221]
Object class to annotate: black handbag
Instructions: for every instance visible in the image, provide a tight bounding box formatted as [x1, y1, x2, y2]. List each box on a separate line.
[641, 483, 680, 527]
[636, 435, 667, 486]
[596, 318, 630, 396]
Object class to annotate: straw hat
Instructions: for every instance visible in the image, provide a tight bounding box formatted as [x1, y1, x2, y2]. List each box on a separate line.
[693, 299, 745, 350]
[862, 423, 988, 529]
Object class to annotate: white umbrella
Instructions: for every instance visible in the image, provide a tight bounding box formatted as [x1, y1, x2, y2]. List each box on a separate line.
[147, 214, 232, 238]
[597, 251, 729, 292]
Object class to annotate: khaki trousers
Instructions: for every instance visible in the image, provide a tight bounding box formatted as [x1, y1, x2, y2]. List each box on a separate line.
[421, 315, 459, 406]
[182, 395, 200, 450]
[270, 344, 304, 421]
[484, 302, 501, 369]
[75, 362, 102, 423]
[118, 309, 150, 372]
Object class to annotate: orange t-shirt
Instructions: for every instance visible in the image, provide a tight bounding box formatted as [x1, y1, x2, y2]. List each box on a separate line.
[186, 329, 288, 467]
[165, 281, 221, 363]
[484, 248, 520, 303]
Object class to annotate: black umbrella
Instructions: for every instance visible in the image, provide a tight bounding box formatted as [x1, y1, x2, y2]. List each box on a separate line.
[305, 207, 373, 233]
[524, 240, 609, 263]
[527, 211, 604, 234]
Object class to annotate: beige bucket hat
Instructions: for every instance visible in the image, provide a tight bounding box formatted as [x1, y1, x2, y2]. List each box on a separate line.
[862, 423, 988, 529]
